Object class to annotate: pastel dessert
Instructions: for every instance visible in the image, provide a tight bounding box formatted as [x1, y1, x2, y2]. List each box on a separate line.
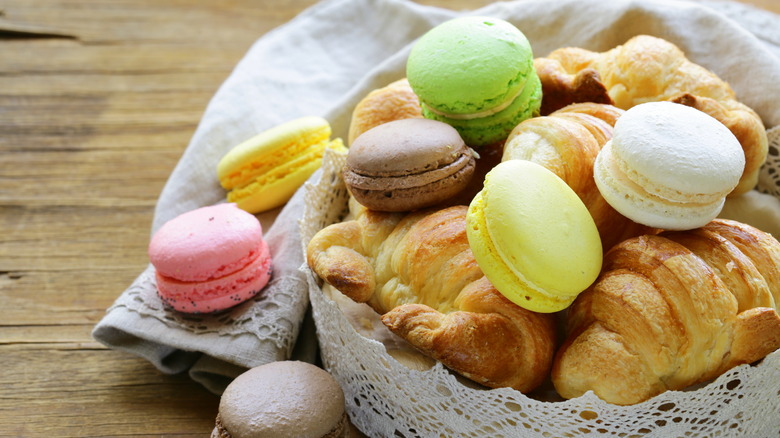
[593, 102, 745, 230]
[535, 34, 767, 195]
[212, 361, 352, 438]
[348, 78, 422, 145]
[217, 116, 347, 213]
[466, 160, 603, 313]
[148, 203, 272, 313]
[501, 102, 653, 251]
[406, 16, 541, 147]
[343, 118, 476, 212]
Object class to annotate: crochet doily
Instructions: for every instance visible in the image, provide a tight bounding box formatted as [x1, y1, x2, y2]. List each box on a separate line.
[300, 147, 780, 437]
[758, 126, 780, 198]
[109, 264, 307, 353]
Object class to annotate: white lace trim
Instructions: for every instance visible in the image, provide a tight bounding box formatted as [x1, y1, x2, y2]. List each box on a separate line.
[757, 126, 780, 198]
[301, 148, 780, 437]
[109, 264, 307, 352]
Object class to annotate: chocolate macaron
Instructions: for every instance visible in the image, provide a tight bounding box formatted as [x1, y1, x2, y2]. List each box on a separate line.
[212, 361, 353, 438]
[343, 118, 476, 212]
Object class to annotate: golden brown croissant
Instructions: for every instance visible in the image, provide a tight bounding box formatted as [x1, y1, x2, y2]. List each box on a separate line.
[534, 35, 767, 195]
[553, 218, 780, 405]
[306, 200, 557, 392]
[502, 103, 651, 251]
[348, 78, 423, 145]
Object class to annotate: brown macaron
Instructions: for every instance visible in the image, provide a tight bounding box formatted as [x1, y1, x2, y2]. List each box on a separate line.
[212, 361, 351, 438]
[344, 118, 476, 212]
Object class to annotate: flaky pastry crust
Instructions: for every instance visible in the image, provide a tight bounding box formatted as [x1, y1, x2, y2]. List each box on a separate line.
[306, 200, 556, 393]
[347, 78, 423, 145]
[503, 103, 652, 251]
[534, 35, 767, 195]
[553, 218, 780, 405]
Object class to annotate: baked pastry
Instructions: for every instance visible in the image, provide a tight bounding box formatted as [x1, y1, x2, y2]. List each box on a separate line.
[594, 101, 745, 230]
[553, 218, 780, 405]
[502, 102, 651, 250]
[306, 200, 556, 392]
[343, 118, 476, 212]
[347, 78, 422, 145]
[534, 34, 767, 195]
[406, 16, 541, 147]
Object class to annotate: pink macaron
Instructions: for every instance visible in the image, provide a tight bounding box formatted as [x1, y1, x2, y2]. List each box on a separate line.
[148, 203, 272, 313]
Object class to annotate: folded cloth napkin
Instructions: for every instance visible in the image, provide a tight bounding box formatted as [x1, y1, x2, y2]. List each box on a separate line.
[93, 0, 780, 395]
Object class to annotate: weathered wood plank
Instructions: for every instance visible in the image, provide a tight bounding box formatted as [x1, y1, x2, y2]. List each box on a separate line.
[1, 0, 776, 436]
[0, 347, 219, 437]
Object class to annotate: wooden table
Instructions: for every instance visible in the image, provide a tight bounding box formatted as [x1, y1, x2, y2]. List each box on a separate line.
[1, 1, 777, 436]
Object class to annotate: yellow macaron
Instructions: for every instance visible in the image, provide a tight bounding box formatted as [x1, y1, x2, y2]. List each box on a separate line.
[466, 160, 603, 313]
[217, 116, 346, 213]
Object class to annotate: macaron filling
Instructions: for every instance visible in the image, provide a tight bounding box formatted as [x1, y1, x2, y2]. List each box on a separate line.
[421, 74, 542, 146]
[148, 203, 273, 313]
[344, 150, 474, 190]
[593, 102, 745, 230]
[148, 203, 264, 282]
[347, 161, 475, 212]
[594, 142, 726, 230]
[217, 117, 333, 190]
[406, 16, 542, 146]
[344, 118, 476, 211]
[155, 240, 272, 313]
[227, 138, 345, 210]
[423, 81, 528, 120]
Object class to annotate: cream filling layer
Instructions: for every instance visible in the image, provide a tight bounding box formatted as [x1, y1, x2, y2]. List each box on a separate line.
[345, 152, 473, 190]
[424, 83, 526, 120]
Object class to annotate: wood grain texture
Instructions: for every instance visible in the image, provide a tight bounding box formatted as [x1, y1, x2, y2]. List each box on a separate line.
[0, 0, 776, 436]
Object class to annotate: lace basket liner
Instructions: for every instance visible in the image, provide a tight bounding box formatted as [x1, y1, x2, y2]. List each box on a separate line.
[300, 129, 780, 438]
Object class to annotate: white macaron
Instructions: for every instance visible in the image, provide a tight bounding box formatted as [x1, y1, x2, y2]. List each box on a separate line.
[594, 101, 744, 230]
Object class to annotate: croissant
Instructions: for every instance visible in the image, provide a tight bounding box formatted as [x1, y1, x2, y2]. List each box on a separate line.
[503, 102, 651, 251]
[553, 218, 780, 405]
[306, 200, 557, 392]
[534, 35, 767, 195]
[348, 78, 423, 145]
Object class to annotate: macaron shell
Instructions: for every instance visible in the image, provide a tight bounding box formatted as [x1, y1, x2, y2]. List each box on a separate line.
[219, 361, 345, 438]
[610, 102, 744, 200]
[407, 16, 535, 115]
[217, 116, 332, 190]
[347, 157, 475, 212]
[466, 160, 602, 313]
[228, 139, 346, 213]
[155, 240, 272, 313]
[593, 102, 745, 230]
[344, 150, 474, 191]
[422, 73, 542, 147]
[346, 118, 469, 176]
[148, 203, 263, 282]
[344, 118, 476, 211]
[594, 141, 725, 230]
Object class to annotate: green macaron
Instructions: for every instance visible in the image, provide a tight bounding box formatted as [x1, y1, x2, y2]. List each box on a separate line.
[406, 16, 542, 147]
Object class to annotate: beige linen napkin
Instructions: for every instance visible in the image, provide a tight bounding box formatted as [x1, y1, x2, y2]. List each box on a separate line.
[93, 0, 780, 396]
